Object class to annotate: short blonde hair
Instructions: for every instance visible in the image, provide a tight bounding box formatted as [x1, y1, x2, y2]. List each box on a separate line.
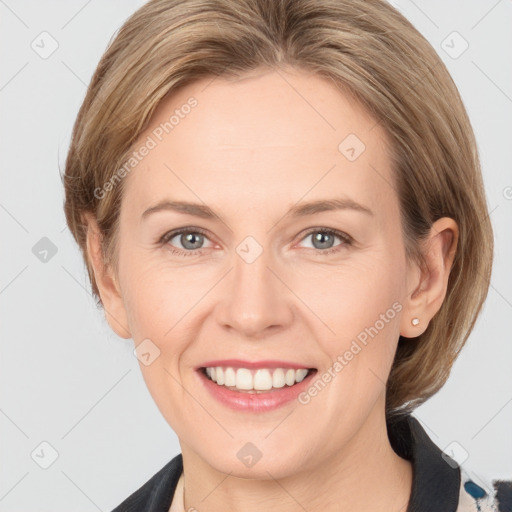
[62, 0, 494, 416]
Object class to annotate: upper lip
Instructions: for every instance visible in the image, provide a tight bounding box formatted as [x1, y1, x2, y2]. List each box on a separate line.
[196, 359, 317, 370]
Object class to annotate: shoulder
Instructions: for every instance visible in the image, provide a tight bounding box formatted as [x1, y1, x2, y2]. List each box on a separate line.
[387, 414, 511, 512]
[111, 453, 183, 512]
[456, 465, 512, 512]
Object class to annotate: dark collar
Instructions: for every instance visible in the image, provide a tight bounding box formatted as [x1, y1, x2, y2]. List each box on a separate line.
[387, 413, 461, 512]
[112, 413, 461, 511]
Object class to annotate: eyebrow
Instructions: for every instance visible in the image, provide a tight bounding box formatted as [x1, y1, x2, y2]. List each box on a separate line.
[141, 197, 374, 220]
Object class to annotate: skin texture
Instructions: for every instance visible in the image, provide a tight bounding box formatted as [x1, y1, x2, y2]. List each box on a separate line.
[85, 66, 458, 512]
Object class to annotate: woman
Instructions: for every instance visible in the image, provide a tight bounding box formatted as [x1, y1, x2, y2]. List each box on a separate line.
[62, 0, 507, 510]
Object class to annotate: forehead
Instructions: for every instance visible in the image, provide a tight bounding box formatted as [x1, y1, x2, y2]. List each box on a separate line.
[123, 68, 396, 221]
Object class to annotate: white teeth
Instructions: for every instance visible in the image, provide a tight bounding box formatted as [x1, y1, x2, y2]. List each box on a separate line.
[295, 369, 309, 382]
[254, 369, 273, 390]
[224, 367, 236, 386]
[236, 368, 253, 390]
[285, 369, 296, 386]
[272, 368, 286, 388]
[204, 366, 312, 391]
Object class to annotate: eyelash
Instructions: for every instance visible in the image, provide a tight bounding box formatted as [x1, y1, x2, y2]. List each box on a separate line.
[159, 227, 353, 257]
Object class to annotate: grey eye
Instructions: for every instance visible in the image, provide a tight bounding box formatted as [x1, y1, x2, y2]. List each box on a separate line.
[310, 231, 337, 250]
[177, 232, 205, 250]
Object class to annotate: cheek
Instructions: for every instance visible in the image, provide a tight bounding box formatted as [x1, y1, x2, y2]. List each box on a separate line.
[119, 247, 207, 339]
[124, 281, 187, 347]
[304, 298, 402, 434]
[298, 251, 402, 332]
[119, 263, 194, 417]
[307, 253, 404, 386]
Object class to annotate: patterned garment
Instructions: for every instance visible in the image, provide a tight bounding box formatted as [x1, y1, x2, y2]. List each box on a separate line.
[457, 467, 512, 511]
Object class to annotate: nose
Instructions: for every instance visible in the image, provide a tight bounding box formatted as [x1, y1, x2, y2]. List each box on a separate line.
[216, 242, 294, 338]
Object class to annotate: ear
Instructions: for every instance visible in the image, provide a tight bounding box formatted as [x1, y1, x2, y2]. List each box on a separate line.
[83, 212, 131, 339]
[400, 217, 459, 338]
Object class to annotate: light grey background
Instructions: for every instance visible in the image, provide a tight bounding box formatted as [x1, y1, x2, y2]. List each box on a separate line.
[1, 0, 511, 510]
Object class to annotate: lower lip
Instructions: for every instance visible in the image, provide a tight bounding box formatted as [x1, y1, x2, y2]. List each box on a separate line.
[196, 368, 317, 412]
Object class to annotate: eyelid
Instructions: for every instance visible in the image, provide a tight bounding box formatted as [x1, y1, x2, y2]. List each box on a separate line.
[293, 227, 353, 252]
[296, 226, 353, 244]
[159, 226, 353, 255]
[159, 226, 213, 246]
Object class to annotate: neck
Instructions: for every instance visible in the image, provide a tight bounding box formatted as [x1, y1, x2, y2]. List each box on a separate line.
[180, 402, 413, 512]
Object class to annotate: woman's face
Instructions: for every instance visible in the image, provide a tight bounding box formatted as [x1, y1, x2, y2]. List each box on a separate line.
[107, 67, 419, 477]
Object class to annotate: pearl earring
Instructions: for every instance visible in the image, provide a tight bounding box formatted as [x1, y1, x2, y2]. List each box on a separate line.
[411, 317, 420, 326]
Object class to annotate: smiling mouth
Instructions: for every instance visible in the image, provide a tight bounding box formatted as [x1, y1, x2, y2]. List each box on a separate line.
[199, 366, 318, 393]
